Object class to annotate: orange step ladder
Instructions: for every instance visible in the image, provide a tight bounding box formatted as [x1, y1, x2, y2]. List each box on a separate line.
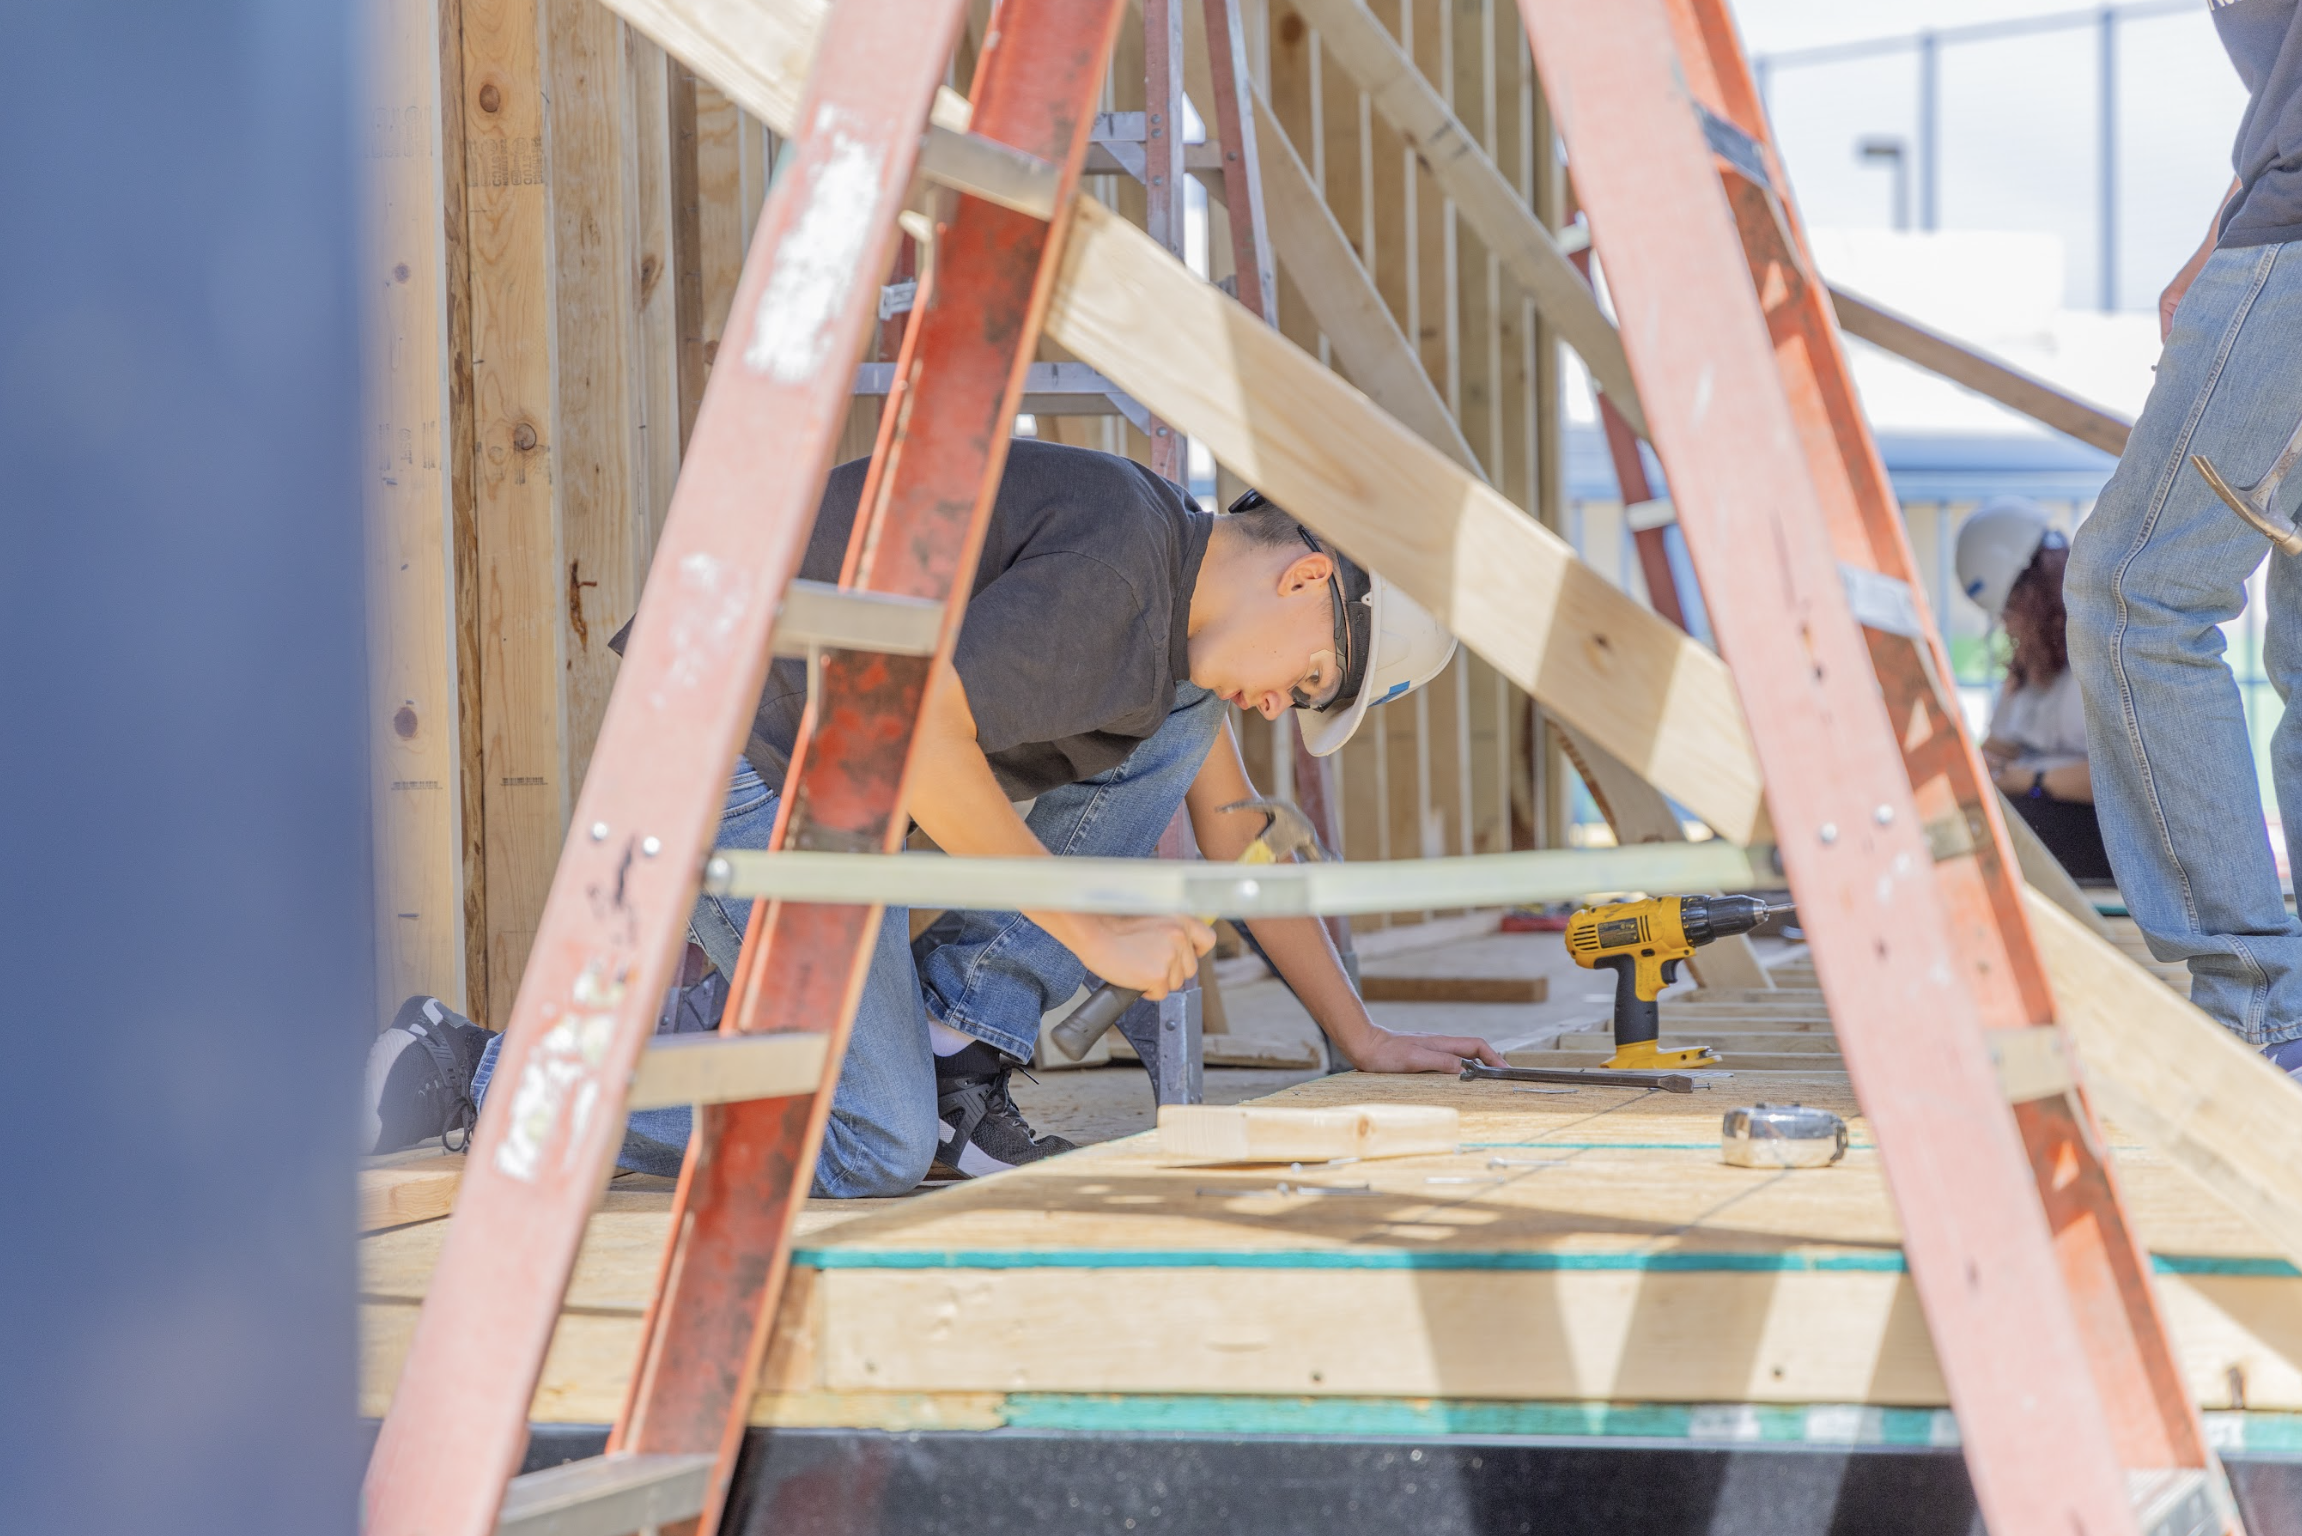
[363, 1, 1130, 1531]
[1515, 0, 2238, 1530]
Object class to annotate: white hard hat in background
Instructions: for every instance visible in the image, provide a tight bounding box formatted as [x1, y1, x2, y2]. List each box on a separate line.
[1296, 565, 1458, 757]
[1955, 498, 2062, 618]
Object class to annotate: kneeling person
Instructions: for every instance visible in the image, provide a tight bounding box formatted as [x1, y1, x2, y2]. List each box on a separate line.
[369, 441, 1502, 1193]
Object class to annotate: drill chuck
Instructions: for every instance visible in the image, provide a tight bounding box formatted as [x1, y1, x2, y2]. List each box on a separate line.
[1677, 894, 1782, 946]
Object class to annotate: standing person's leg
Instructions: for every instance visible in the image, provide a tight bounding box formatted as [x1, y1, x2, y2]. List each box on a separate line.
[469, 758, 941, 1193]
[2066, 241, 2302, 1052]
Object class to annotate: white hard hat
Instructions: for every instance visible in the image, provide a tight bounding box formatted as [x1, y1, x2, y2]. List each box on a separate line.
[1296, 562, 1458, 758]
[1955, 499, 2063, 618]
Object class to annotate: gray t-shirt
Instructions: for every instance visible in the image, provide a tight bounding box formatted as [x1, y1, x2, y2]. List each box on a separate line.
[615, 440, 1211, 801]
[2215, 0, 2302, 246]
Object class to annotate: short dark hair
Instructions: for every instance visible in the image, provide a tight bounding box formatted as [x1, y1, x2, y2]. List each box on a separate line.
[1223, 488, 1313, 549]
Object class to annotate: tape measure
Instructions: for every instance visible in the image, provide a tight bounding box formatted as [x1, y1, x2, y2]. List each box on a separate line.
[1720, 1102, 1847, 1169]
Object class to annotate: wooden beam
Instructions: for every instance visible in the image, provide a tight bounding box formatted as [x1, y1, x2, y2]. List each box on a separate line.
[367, 0, 472, 1025]
[2028, 891, 2302, 1271]
[1284, 0, 1645, 439]
[1245, 95, 1773, 871]
[545, 0, 648, 811]
[1829, 287, 2132, 458]
[1045, 199, 1763, 842]
[460, 0, 564, 1016]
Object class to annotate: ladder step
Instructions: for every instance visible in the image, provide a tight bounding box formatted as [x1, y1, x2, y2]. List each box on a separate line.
[770, 578, 943, 658]
[496, 1452, 713, 1536]
[854, 360, 1151, 429]
[627, 1031, 830, 1111]
[2129, 1467, 2231, 1536]
[918, 123, 1057, 219]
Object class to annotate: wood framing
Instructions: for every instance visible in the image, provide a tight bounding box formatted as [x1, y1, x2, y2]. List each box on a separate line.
[1285, 0, 1646, 438]
[366, 0, 471, 1022]
[1830, 286, 2133, 457]
[361, 1074, 2302, 1424]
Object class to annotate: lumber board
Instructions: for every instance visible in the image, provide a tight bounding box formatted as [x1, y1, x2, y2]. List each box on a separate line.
[2030, 890, 2302, 1271]
[1829, 287, 2131, 458]
[361, 1073, 2302, 1422]
[362, 1154, 466, 1232]
[1047, 198, 1765, 842]
[1283, 0, 1646, 439]
[1157, 1102, 1460, 1163]
[1357, 974, 1546, 1004]
[462, 0, 565, 1015]
[545, 0, 646, 806]
[367, 0, 471, 1026]
[624, 31, 682, 556]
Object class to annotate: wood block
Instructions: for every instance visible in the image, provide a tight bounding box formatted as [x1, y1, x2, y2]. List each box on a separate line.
[1202, 1035, 1324, 1070]
[360, 1153, 464, 1232]
[1359, 975, 1547, 1004]
[1156, 1103, 1459, 1164]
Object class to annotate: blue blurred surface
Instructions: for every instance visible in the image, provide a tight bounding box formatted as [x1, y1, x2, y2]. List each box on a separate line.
[0, 1, 367, 1530]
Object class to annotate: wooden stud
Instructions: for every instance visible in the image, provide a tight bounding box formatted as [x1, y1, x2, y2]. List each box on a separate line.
[368, 0, 474, 1027]
[460, 0, 563, 1016]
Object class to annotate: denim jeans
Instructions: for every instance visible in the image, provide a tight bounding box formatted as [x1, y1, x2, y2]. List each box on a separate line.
[2065, 240, 2302, 1047]
[472, 683, 1224, 1193]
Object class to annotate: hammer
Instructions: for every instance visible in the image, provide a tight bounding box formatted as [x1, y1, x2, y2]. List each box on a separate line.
[1048, 798, 1323, 1061]
[2193, 404, 2302, 556]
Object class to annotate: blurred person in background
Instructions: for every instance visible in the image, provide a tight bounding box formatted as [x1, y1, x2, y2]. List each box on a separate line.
[1957, 501, 2111, 884]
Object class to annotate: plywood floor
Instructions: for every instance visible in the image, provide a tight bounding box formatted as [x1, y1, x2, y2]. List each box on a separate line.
[363, 1061, 2302, 1435]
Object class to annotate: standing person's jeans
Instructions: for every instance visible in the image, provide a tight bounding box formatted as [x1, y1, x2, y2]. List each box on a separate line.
[2066, 240, 2302, 1049]
[471, 684, 1225, 1193]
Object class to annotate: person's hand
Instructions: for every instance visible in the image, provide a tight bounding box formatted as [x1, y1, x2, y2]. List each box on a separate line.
[1066, 913, 1215, 999]
[2161, 240, 2215, 342]
[1979, 736, 2017, 775]
[1342, 1025, 1506, 1074]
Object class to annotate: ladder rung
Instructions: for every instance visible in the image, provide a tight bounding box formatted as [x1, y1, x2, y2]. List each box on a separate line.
[919, 124, 1057, 219]
[496, 1452, 713, 1536]
[853, 360, 1150, 428]
[2128, 1467, 2230, 1536]
[627, 1031, 830, 1111]
[1697, 102, 1774, 191]
[1838, 563, 1924, 640]
[771, 578, 943, 658]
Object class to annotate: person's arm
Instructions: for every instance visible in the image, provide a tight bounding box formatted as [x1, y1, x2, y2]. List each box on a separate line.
[904, 656, 1213, 997]
[1994, 758, 2092, 805]
[2162, 177, 2243, 341]
[1182, 720, 1506, 1072]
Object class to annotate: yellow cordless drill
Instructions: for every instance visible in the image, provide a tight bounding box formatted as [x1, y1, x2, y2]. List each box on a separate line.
[1566, 894, 1790, 1070]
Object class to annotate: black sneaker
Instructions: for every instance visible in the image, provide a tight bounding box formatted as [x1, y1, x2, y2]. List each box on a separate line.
[363, 996, 494, 1155]
[933, 1041, 1076, 1178]
[2265, 1038, 2302, 1082]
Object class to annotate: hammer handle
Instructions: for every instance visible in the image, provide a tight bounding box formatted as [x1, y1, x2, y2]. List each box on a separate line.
[1051, 981, 1141, 1060]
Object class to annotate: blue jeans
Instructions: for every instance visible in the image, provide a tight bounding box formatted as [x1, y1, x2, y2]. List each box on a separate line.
[2066, 240, 2302, 1047]
[472, 684, 1224, 1193]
